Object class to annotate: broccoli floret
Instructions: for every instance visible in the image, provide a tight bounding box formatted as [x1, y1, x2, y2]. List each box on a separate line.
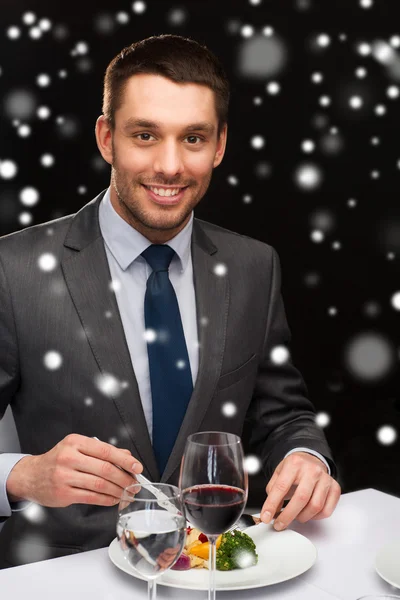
[216, 530, 258, 571]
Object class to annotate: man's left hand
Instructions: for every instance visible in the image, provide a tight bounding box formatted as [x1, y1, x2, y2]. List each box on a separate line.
[260, 452, 341, 531]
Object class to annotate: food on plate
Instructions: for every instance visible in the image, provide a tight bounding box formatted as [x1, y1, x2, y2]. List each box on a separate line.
[216, 529, 258, 571]
[172, 552, 191, 570]
[171, 526, 258, 571]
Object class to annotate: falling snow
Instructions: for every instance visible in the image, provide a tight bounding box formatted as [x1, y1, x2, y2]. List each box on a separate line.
[43, 351, 63, 370]
[1, 0, 400, 512]
[222, 401, 237, 417]
[244, 455, 262, 475]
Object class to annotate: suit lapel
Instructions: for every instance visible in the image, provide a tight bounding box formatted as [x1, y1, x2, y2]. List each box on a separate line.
[61, 193, 229, 484]
[61, 192, 159, 480]
[162, 220, 229, 482]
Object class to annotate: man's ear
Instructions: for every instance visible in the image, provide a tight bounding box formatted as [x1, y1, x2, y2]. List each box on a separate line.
[213, 123, 228, 168]
[95, 115, 113, 165]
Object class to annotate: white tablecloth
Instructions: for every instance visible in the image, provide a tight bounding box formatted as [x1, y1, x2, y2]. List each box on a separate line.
[1, 488, 399, 599]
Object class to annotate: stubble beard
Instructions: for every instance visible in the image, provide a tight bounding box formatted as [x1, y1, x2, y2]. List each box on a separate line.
[110, 156, 212, 234]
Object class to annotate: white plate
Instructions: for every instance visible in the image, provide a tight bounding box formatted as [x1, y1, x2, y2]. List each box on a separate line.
[375, 540, 400, 589]
[108, 523, 317, 591]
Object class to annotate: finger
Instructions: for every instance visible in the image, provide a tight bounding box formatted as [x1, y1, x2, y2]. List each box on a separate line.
[294, 477, 331, 523]
[265, 477, 291, 519]
[161, 547, 178, 557]
[272, 476, 316, 531]
[261, 494, 284, 522]
[62, 486, 121, 507]
[260, 499, 284, 523]
[68, 467, 134, 500]
[261, 462, 299, 523]
[272, 500, 285, 520]
[265, 459, 285, 496]
[311, 480, 342, 520]
[90, 437, 131, 456]
[265, 471, 279, 497]
[71, 451, 137, 490]
[72, 435, 143, 474]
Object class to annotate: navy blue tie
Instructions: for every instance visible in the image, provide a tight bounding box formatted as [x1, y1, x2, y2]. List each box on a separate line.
[141, 244, 193, 474]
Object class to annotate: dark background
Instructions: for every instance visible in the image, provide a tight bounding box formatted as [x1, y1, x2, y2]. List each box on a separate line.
[1, 0, 399, 501]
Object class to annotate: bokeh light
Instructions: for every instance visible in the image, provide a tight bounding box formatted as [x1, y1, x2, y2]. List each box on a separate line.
[309, 208, 335, 233]
[251, 135, 266, 149]
[4, 89, 37, 120]
[390, 292, 400, 310]
[270, 345, 290, 365]
[132, 1, 147, 13]
[344, 332, 395, 382]
[38, 253, 57, 272]
[237, 34, 288, 79]
[20, 187, 39, 206]
[244, 455, 262, 475]
[95, 373, 123, 397]
[294, 163, 323, 191]
[222, 402, 237, 417]
[43, 351, 63, 370]
[316, 412, 331, 428]
[0, 160, 18, 179]
[167, 8, 187, 26]
[376, 425, 397, 445]
[14, 534, 50, 564]
[214, 263, 228, 276]
[94, 13, 115, 35]
[143, 329, 157, 344]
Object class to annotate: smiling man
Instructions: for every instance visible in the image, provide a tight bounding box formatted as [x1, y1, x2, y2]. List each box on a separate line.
[96, 73, 226, 243]
[0, 34, 340, 567]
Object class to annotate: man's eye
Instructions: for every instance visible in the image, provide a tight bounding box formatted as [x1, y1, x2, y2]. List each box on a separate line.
[135, 133, 155, 141]
[134, 133, 203, 144]
[186, 135, 203, 144]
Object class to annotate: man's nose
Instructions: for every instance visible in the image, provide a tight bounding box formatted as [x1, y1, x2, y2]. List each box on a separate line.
[153, 141, 185, 176]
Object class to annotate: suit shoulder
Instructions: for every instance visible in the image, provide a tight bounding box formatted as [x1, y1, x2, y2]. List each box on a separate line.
[0, 213, 74, 255]
[194, 217, 277, 258]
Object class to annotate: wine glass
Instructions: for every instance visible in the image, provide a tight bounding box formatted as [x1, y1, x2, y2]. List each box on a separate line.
[179, 431, 248, 600]
[117, 483, 186, 600]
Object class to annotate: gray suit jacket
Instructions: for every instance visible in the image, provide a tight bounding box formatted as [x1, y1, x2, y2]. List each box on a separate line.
[0, 190, 335, 566]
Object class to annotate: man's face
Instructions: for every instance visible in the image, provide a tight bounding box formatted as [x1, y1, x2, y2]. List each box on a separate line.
[96, 74, 227, 243]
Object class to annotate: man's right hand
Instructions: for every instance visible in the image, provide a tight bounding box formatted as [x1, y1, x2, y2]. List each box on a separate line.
[6, 434, 143, 507]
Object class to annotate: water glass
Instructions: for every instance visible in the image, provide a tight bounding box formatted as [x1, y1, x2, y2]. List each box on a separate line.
[117, 483, 186, 600]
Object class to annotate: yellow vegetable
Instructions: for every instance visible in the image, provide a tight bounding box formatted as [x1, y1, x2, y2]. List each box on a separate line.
[187, 540, 202, 552]
[188, 535, 222, 559]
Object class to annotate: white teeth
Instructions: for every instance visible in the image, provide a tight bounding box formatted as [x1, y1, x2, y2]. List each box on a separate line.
[149, 186, 181, 197]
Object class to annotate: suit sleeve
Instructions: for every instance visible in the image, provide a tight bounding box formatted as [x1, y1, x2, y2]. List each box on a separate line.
[245, 247, 337, 481]
[0, 253, 23, 518]
[0, 454, 32, 523]
[0, 253, 20, 418]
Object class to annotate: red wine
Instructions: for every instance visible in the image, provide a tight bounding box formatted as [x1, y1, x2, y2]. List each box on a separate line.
[183, 484, 246, 535]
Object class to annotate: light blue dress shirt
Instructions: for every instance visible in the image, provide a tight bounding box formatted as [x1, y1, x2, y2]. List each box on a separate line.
[0, 187, 329, 520]
[99, 188, 199, 438]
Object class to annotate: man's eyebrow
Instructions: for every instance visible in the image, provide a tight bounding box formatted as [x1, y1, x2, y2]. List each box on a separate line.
[185, 122, 216, 134]
[122, 118, 216, 135]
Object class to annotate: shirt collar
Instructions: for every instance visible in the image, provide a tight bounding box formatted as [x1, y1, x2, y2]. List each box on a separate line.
[98, 187, 193, 273]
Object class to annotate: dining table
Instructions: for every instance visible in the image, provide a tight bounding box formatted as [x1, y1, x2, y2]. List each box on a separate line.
[1, 488, 399, 599]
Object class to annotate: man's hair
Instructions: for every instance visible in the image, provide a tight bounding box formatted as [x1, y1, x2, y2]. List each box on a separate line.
[102, 34, 230, 137]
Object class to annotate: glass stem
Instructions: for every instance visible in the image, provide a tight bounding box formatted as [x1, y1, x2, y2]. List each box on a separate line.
[148, 579, 157, 600]
[208, 535, 217, 600]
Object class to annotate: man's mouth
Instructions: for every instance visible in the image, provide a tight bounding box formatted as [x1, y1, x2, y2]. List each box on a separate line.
[142, 184, 188, 205]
